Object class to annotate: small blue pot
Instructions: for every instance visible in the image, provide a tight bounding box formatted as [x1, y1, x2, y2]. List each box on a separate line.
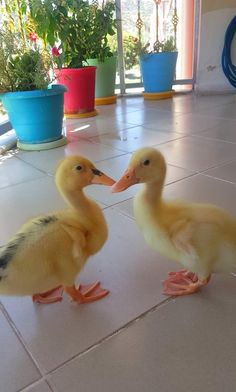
[0, 84, 67, 144]
[140, 52, 178, 93]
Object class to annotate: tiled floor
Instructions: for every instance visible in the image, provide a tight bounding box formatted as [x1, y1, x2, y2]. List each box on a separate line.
[0, 92, 236, 392]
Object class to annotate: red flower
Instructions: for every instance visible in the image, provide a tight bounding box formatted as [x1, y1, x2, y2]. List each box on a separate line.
[29, 32, 38, 42]
[51, 47, 60, 57]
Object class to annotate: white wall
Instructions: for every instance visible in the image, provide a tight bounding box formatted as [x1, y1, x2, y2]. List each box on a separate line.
[196, 4, 236, 93]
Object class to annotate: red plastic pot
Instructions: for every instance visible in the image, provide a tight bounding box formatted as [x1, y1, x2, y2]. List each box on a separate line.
[55, 66, 97, 118]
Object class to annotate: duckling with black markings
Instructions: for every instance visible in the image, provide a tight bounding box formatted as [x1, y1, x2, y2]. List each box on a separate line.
[0, 156, 115, 304]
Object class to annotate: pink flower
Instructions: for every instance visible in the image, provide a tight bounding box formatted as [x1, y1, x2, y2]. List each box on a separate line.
[29, 32, 38, 42]
[51, 47, 60, 57]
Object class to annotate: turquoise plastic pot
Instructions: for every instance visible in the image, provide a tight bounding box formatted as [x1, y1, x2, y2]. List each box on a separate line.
[0, 84, 67, 144]
[140, 52, 178, 93]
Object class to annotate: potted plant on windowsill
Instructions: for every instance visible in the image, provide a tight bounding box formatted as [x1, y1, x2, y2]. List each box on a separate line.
[0, 28, 67, 151]
[139, 37, 178, 100]
[30, 0, 100, 118]
[85, 1, 117, 105]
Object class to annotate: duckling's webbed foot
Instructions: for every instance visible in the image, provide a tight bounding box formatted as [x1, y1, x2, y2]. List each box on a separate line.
[32, 286, 63, 304]
[64, 281, 109, 304]
[162, 269, 210, 296]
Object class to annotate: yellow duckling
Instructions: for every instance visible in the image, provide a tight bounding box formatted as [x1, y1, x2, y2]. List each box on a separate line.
[112, 147, 236, 296]
[0, 156, 115, 304]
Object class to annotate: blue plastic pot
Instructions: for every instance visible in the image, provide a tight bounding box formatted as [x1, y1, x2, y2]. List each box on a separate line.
[140, 52, 178, 93]
[0, 84, 67, 144]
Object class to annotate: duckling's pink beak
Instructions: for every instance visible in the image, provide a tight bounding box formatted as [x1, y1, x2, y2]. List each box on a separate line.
[91, 168, 115, 186]
[112, 168, 138, 192]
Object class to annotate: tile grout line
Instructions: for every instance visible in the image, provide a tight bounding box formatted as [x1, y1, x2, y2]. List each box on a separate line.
[94, 151, 129, 163]
[191, 133, 236, 145]
[0, 296, 175, 387]
[0, 174, 48, 191]
[6, 122, 236, 181]
[48, 296, 175, 376]
[17, 378, 55, 392]
[73, 123, 142, 140]
[0, 302, 48, 378]
[196, 156, 236, 176]
[102, 167, 236, 217]
[161, 158, 236, 177]
[202, 173, 236, 186]
[7, 152, 236, 191]
[87, 133, 189, 153]
[102, 171, 199, 213]
[92, 151, 130, 164]
[14, 155, 52, 176]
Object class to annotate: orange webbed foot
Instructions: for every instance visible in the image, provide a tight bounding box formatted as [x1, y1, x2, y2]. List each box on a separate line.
[162, 269, 210, 296]
[32, 286, 63, 304]
[64, 281, 109, 304]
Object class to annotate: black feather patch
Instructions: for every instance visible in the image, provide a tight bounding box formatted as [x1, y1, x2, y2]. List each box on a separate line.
[0, 216, 57, 279]
[36, 216, 58, 225]
[0, 233, 26, 274]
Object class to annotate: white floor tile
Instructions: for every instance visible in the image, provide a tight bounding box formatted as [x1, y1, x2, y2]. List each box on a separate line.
[90, 126, 183, 153]
[199, 102, 236, 119]
[203, 160, 236, 184]
[65, 117, 135, 140]
[141, 94, 235, 114]
[0, 309, 40, 392]
[22, 381, 52, 392]
[117, 108, 180, 127]
[17, 140, 125, 174]
[0, 155, 44, 189]
[96, 102, 142, 116]
[146, 112, 223, 134]
[195, 118, 236, 143]
[164, 173, 236, 215]
[49, 274, 236, 392]
[156, 136, 236, 171]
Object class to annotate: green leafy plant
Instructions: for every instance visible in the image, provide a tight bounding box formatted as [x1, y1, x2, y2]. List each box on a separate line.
[161, 37, 176, 52]
[86, 1, 116, 62]
[0, 29, 52, 92]
[108, 32, 140, 70]
[139, 36, 177, 55]
[0, 0, 53, 92]
[29, 0, 117, 68]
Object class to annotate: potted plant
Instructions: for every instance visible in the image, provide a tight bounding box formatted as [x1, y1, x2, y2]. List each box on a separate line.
[139, 37, 178, 100]
[85, 1, 117, 105]
[0, 26, 67, 151]
[29, 0, 99, 118]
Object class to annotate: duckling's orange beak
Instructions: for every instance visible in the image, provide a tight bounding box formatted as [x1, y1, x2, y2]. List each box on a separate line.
[112, 168, 138, 192]
[91, 168, 115, 186]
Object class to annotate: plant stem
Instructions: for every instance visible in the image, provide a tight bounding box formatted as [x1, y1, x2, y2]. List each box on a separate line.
[15, 0, 26, 48]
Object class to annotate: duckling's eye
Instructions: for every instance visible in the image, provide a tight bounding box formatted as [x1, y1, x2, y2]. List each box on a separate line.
[143, 159, 150, 166]
[75, 165, 82, 171]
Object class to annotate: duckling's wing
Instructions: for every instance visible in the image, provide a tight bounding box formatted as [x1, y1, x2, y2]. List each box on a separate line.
[0, 214, 59, 276]
[169, 219, 198, 259]
[60, 223, 87, 258]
